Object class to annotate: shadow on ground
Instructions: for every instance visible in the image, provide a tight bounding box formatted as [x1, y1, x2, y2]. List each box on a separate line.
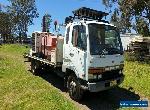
[32, 69, 140, 110]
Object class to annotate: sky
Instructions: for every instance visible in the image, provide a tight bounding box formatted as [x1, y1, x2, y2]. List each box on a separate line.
[0, 0, 110, 35]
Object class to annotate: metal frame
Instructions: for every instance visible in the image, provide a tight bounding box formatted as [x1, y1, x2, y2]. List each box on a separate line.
[65, 7, 109, 24]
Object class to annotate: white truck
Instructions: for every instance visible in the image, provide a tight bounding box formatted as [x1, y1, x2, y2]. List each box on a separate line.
[26, 7, 125, 101]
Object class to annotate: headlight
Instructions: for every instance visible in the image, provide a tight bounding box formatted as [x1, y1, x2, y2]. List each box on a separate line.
[98, 74, 102, 79]
[88, 74, 96, 79]
[88, 74, 102, 79]
[88, 74, 93, 79]
[88, 68, 105, 74]
[93, 75, 97, 79]
[88, 68, 104, 79]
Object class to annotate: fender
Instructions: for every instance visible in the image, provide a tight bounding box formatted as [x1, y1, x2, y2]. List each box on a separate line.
[62, 64, 79, 78]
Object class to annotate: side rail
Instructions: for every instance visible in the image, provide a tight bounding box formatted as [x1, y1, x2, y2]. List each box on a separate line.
[25, 54, 55, 66]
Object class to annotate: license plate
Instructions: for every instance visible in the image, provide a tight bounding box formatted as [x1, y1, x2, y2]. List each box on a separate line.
[110, 80, 117, 86]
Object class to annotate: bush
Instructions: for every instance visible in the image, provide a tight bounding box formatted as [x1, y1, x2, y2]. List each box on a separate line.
[124, 52, 150, 64]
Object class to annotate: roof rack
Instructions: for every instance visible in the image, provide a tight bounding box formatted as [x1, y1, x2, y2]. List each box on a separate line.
[73, 7, 108, 20]
[65, 7, 109, 24]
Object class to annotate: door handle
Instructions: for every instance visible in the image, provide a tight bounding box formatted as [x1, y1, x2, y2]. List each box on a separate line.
[69, 53, 74, 57]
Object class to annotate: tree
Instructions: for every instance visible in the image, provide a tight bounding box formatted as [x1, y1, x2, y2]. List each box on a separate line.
[7, 0, 39, 42]
[102, 0, 150, 36]
[42, 14, 52, 32]
[0, 3, 14, 43]
[0, 12, 10, 43]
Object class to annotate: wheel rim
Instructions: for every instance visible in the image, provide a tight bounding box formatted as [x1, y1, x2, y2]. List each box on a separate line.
[32, 64, 36, 73]
[32, 68, 35, 73]
[69, 80, 77, 97]
[68, 77, 82, 100]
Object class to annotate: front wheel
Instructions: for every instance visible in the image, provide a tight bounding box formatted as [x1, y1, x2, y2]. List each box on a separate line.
[67, 75, 83, 101]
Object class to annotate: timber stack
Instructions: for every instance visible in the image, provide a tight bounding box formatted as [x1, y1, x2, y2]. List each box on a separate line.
[128, 36, 150, 61]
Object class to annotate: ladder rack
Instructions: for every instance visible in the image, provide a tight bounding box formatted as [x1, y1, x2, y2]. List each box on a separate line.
[65, 7, 109, 24]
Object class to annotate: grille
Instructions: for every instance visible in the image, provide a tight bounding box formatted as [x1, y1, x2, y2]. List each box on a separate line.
[102, 70, 120, 80]
[88, 70, 122, 82]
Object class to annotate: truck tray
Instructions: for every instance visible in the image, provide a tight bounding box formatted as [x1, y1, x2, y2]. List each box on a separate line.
[25, 54, 62, 67]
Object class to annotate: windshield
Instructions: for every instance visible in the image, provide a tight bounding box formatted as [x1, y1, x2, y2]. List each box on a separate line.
[88, 23, 123, 55]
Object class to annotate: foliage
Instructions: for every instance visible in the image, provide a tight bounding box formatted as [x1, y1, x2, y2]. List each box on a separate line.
[0, 12, 13, 43]
[102, 0, 150, 36]
[124, 52, 141, 62]
[0, 44, 78, 110]
[0, 0, 39, 43]
[0, 12, 10, 35]
[42, 14, 52, 32]
[124, 52, 150, 63]
[7, 0, 39, 37]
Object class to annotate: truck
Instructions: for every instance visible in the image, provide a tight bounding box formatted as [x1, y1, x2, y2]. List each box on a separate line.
[25, 7, 125, 101]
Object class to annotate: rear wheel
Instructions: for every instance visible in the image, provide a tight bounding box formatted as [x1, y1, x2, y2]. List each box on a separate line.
[67, 75, 83, 101]
[31, 60, 39, 75]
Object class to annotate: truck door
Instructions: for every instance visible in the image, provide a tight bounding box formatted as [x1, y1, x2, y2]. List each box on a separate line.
[63, 26, 71, 66]
[69, 25, 87, 79]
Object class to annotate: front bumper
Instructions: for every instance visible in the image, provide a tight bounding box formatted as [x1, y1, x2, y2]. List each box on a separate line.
[87, 75, 124, 92]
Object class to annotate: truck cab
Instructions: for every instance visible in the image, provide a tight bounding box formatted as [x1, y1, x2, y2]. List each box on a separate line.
[62, 7, 124, 100]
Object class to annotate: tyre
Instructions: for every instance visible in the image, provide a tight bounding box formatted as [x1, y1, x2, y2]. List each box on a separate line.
[31, 60, 38, 75]
[67, 75, 83, 101]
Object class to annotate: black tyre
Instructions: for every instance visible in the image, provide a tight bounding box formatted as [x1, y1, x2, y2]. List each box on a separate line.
[67, 75, 83, 101]
[31, 60, 39, 75]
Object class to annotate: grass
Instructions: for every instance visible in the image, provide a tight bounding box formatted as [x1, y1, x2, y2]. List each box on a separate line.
[0, 44, 150, 110]
[0, 44, 78, 110]
[120, 61, 150, 100]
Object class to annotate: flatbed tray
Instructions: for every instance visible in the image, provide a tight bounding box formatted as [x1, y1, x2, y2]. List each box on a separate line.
[25, 54, 62, 67]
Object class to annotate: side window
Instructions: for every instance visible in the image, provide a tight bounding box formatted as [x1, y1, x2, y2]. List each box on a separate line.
[72, 26, 78, 47]
[72, 25, 87, 51]
[66, 27, 70, 44]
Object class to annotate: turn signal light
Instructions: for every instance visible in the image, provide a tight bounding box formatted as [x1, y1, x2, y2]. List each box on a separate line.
[88, 68, 105, 74]
[89, 64, 124, 74]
